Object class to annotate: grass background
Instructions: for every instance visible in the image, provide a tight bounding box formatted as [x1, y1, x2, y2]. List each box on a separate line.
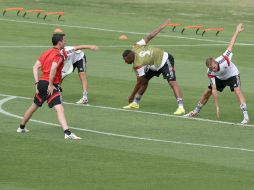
[0, 0, 254, 189]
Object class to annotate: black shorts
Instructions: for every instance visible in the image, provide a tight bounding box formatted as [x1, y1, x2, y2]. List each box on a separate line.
[208, 75, 241, 92]
[144, 54, 176, 82]
[73, 55, 87, 73]
[34, 80, 62, 108]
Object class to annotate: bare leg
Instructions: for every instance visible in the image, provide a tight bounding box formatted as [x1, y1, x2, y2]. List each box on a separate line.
[168, 81, 185, 114]
[185, 88, 212, 117]
[78, 71, 87, 93]
[234, 87, 249, 123]
[168, 81, 183, 99]
[54, 104, 68, 131]
[138, 78, 149, 96]
[199, 88, 212, 105]
[54, 104, 81, 139]
[20, 103, 39, 126]
[234, 87, 246, 104]
[76, 71, 89, 104]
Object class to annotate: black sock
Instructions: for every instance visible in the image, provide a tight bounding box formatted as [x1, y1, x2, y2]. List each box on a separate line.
[64, 129, 71, 135]
[20, 124, 25, 129]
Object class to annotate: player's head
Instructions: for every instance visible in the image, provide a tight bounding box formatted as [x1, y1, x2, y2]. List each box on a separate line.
[206, 57, 218, 72]
[53, 27, 64, 34]
[122, 50, 135, 64]
[52, 33, 66, 49]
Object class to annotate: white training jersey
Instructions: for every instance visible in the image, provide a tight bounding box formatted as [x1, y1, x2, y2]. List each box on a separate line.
[134, 39, 168, 77]
[207, 49, 239, 83]
[64, 46, 84, 64]
[61, 46, 85, 78]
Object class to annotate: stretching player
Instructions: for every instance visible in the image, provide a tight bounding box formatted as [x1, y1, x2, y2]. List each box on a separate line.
[122, 19, 185, 115]
[61, 45, 98, 104]
[185, 23, 249, 124]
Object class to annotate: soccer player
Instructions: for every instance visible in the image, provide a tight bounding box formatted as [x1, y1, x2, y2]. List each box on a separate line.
[61, 45, 99, 104]
[122, 19, 185, 115]
[185, 23, 249, 124]
[17, 33, 81, 139]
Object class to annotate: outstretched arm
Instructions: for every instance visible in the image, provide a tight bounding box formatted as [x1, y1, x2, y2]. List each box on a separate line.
[73, 45, 99, 51]
[128, 76, 149, 103]
[143, 19, 171, 44]
[228, 23, 244, 52]
[128, 76, 144, 103]
[211, 84, 220, 119]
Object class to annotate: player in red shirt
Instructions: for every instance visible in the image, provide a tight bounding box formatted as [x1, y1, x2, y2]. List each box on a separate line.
[17, 33, 81, 139]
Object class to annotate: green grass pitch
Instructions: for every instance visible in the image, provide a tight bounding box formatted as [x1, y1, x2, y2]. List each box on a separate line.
[0, 0, 254, 189]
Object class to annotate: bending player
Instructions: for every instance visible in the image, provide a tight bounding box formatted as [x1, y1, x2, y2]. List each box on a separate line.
[122, 19, 185, 115]
[53, 28, 99, 104]
[61, 45, 98, 104]
[185, 23, 249, 124]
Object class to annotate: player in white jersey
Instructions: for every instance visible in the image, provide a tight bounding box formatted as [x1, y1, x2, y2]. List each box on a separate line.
[185, 23, 249, 124]
[61, 45, 98, 104]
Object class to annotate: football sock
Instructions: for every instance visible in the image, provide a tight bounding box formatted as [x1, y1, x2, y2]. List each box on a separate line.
[83, 91, 88, 99]
[194, 102, 203, 113]
[240, 103, 249, 119]
[134, 93, 142, 104]
[64, 129, 71, 135]
[20, 124, 25, 129]
[176, 98, 184, 108]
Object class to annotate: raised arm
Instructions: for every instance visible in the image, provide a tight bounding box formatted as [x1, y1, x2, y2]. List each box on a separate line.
[228, 23, 244, 52]
[143, 19, 171, 44]
[73, 45, 99, 51]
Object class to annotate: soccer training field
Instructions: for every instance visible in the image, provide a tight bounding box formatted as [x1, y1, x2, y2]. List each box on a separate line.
[0, 0, 254, 189]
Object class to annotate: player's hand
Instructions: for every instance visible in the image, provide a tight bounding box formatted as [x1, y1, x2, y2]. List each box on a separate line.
[35, 84, 39, 94]
[161, 19, 171, 28]
[236, 23, 244, 33]
[128, 95, 135, 103]
[47, 84, 56, 96]
[216, 106, 220, 119]
[90, 45, 99, 51]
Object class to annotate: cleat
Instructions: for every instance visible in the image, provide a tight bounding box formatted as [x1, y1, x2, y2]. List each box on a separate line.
[17, 127, 29, 133]
[241, 118, 249, 125]
[76, 97, 88, 104]
[64, 133, 82, 140]
[173, 107, 185, 115]
[184, 111, 199, 118]
[123, 102, 139, 109]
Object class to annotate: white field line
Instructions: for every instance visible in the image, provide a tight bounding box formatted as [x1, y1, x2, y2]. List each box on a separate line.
[0, 93, 253, 128]
[0, 96, 254, 153]
[0, 44, 230, 48]
[1, 17, 254, 46]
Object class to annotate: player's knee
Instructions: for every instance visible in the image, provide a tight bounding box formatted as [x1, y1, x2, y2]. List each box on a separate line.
[54, 104, 64, 111]
[205, 89, 212, 97]
[168, 80, 177, 87]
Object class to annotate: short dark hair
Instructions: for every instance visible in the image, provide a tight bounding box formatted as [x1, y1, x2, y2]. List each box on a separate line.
[52, 33, 65, 46]
[122, 49, 133, 57]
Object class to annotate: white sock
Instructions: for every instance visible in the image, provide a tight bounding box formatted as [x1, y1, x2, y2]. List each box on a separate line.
[176, 98, 184, 108]
[83, 91, 88, 99]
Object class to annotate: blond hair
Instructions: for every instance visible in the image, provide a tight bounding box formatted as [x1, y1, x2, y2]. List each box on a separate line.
[205, 57, 215, 67]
